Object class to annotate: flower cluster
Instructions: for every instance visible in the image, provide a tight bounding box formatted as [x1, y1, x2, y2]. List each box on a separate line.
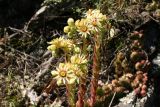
[85, 9, 107, 32]
[48, 9, 107, 107]
[70, 54, 87, 65]
[47, 37, 74, 57]
[75, 19, 91, 38]
[51, 54, 88, 86]
[64, 9, 107, 38]
[51, 63, 76, 86]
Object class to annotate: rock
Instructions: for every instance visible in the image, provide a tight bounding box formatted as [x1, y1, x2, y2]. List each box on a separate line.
[153, 53, 160, 66]
[136, 20, 160, 55]
[114, 86, 154, 107]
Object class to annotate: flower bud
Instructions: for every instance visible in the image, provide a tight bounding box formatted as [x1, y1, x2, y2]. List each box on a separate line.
[64, 26, 70, 33]
[87, 45, 92, 52]
[67, 32, 73, 38]
[74, 47, 81, 53]
[67, 18, 74, 26]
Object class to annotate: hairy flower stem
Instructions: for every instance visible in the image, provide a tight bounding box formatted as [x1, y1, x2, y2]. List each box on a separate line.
[76, 38, 88, 107]
[89, 34, 100, 107]
[76, 77, 86, 107]
[66, 83, 76, 107]
[82, 38, 88, 54]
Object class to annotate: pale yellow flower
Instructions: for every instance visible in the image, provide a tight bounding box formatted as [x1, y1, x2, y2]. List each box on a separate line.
[75, 19, 91, 38]
[69, 64, 84, 81]
[70, 54, 88, 65]
[51, 63, 77, 85]
[86, 9, 106, 21]
[75, 19, 80, 27]
[70, 54, 88, 76]
[47, 37, 74, 56]
[86, 9, 107, 32]
[85, 9, 93, 17]
[88, 18, 101, 32]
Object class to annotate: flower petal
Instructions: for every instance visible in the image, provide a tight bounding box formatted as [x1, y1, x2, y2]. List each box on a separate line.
[51, 70, 58, 77]
[57, 78, 63, 86]
[68, 78, 76, 84]
[62, 78, 66, 84]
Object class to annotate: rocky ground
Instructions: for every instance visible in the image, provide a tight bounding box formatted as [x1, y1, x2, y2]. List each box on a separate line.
[0, 0, 160, 107]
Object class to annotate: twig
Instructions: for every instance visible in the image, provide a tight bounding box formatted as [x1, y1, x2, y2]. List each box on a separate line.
[8, 27, 31, 37]
[148, 15, 160, 24]
[4, 44, 41, 62]
[35, 57, 54, 80]
[24, 6, 48, 31]
[0, 55, 9, 69]
[109, 92, 116, 107]
[8, 33, 19, 39]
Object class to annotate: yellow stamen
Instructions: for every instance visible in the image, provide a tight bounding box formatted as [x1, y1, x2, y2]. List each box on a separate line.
[80, 26, 88, 32]
[92, 19, 97, 26]
[59, 71, 66, 77]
